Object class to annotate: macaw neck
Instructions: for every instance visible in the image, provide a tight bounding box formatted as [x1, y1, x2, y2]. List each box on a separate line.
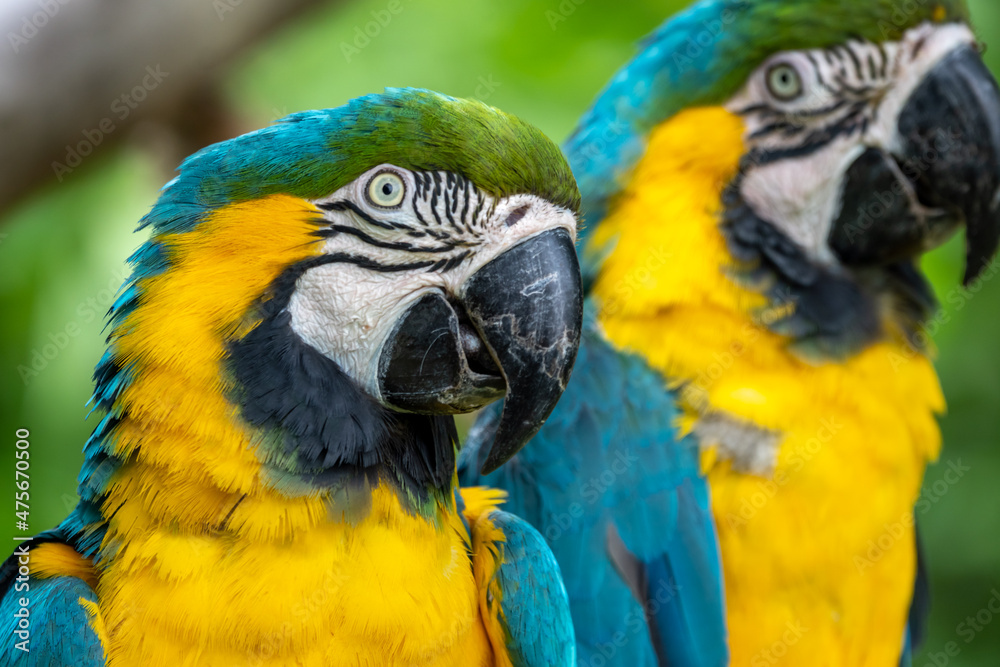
[89, 356, 457, 562]
[88, 432, 484, 666]
[95, 356, 455, 535]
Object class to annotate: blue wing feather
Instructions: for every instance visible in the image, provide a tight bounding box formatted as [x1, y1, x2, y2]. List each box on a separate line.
[460, 312, 728, 666]
[0, 533, 105, 667]
[490, 511, 576, 667]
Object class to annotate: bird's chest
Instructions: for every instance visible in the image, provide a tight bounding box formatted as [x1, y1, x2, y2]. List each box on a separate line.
[600, 305, 945, 662]
[94, 496, 494, 667]
[693, 340, 944, 663]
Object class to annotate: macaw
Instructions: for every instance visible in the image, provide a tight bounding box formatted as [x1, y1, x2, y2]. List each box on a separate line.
[0, 88, 586, 666]
[461, 1, 1000, 665]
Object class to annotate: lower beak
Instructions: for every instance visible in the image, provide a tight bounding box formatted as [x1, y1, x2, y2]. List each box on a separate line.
[378, 228, 583, 474]
[829, 44, 1000, 284]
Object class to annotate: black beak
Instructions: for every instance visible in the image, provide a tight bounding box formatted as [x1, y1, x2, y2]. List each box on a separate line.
[829, 45, 1000, 284]
[378, 228, 583, 474]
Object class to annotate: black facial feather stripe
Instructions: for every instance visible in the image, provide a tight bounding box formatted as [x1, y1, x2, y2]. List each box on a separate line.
[424, 227, 453, 241]
[472, 194, 485, 226]
[430, 171, 444, 226]
[317, 225, 458, 254]
[747, 111, 868, 165]
[813, 60, 838, 96]
[413, 198, 431, 228]
[319, 252, 438, 273]
[460, 177, 472, 225]
[866, 53, 879, 80]
[734, 102, 771, 116]
[435, 251, 471, 272]
[832, 79, 876, 97]
[749, 121, 804, 141]
[742, 98, 849, 123]
[840, 42, 864, 79]
[444, 174, 459, 229]
[877, 43, 890, 77]
[300, 248, 470, 274]
[412, 170, 424, 199]
[318, 200, 416, 233]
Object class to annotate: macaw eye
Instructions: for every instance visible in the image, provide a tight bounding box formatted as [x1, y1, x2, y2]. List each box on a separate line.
[766, 63, 803, 101]
[366, 171, 406, 208]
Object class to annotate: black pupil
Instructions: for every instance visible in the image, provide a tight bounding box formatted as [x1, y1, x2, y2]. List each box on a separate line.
[382, 182, 394, 196]
[775, 68, 795, 90]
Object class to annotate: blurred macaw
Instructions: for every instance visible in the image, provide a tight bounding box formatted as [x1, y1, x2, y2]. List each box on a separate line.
[0, 88, 585, 666]
[461, 1, 1000, 665]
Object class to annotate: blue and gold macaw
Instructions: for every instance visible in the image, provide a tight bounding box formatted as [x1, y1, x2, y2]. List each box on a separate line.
[0, 89, 585, 666]
[462, 1, 1000, 664]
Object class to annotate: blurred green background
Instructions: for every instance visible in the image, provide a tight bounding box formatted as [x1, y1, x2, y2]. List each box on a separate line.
[1, 0, 998, 663]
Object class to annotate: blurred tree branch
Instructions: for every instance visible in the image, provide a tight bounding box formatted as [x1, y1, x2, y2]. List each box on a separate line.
[0, 0, 331, 216]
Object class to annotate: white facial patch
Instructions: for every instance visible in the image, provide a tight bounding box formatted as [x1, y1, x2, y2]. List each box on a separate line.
[725, 22, 977, 264]
[286, 164, 578, 402]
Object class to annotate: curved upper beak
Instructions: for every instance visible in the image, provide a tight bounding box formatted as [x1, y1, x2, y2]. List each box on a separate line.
[378, 228, 583, 474]
[829, 44, 1000, 284]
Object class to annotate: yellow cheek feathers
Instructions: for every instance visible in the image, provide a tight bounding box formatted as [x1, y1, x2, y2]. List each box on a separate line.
[99, 195, 345, 587]
[108, 195, 324, 500]
[115, 194, 324, 413]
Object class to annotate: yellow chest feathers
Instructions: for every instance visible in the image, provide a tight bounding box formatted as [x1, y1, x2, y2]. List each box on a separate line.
[91, 485, 494, 667]
[588, 107, 945, 663]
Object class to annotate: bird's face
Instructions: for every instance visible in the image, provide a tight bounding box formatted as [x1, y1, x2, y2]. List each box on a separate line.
[285, 163, 582, 473]
[727, 21, 1000, 285]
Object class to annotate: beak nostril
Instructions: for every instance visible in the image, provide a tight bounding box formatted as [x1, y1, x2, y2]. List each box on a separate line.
[503, 205, 530, 228]
[451, 299, 501, 376]
[460, 326, 500, 376]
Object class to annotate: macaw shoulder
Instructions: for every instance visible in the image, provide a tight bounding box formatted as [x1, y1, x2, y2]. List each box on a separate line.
[461, 487, 576, 667]
[0, 541, 106, 666]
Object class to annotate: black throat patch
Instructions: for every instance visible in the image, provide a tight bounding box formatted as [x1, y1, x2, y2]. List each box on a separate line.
[225, 260, 457, 514]
[720, 176, 937, 360]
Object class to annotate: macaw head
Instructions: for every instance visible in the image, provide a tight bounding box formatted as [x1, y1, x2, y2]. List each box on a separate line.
[87, 89, 582, 515]
[570, 0, 1000, 356]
